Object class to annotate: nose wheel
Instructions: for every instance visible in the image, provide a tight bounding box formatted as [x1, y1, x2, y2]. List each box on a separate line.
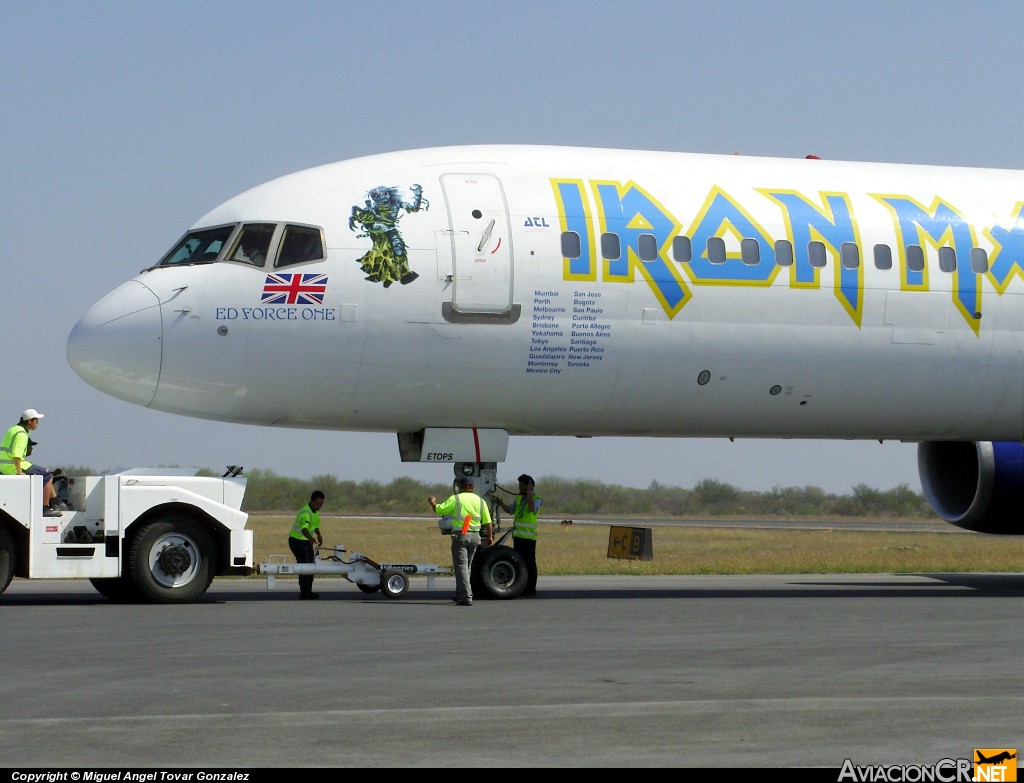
[471, 544, 527, 599]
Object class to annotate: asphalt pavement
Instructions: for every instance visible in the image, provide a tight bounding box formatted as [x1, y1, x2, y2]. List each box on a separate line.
[1, 572, 1020, 768]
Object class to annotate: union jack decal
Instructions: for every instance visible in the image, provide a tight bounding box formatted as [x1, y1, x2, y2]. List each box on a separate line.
[261, 273, 328, 305]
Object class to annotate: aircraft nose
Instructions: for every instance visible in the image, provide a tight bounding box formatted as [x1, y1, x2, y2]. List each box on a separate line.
[67, 280, 162, 407]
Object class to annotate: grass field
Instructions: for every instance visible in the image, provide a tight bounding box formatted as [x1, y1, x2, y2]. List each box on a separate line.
[249, 515, 1023, 576]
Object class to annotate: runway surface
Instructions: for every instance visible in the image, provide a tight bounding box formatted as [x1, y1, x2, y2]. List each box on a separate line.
[1, 573, 1021, 768]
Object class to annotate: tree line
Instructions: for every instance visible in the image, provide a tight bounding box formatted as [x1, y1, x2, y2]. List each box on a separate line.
[216, 469, 936, 518]
[53, 464, 936, 517]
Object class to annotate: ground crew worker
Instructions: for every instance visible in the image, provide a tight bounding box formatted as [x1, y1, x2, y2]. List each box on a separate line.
[429, 476, 492, 606]
[1, 409, 62, 517]
[289, 490, 324, 600]
[496, 474, 541, 597]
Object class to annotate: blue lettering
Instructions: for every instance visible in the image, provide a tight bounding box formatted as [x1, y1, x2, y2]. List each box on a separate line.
[301, 307, 336, 320]
[875, 195, 981, 331]
[550, 177, 1016, 334]
[985, 203, 1024, 294]
[552, 180, 595, 280]
[593, 180, 690, 317]
[687, 187, 777, 285]
[764, 190, 862, 325]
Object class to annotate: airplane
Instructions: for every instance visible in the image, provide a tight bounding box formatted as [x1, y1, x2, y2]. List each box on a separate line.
[976, 751, 1017, 765]
[66, 145, 1023, 535]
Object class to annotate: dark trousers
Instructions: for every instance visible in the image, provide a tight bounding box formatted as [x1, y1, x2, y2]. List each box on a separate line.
[513, 537, 537, 593]
[288, 537, 315, 594]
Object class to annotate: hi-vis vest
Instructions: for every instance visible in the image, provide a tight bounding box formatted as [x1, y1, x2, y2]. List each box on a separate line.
[511, 495, 540, 541]
[438, 491, 487, 534]
[0, 425, 31, 475]
[289, 504, 320, 540]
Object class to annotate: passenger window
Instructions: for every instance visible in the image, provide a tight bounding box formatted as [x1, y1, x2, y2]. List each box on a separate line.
[938, 247, 956, 273]
[561, 231, 581, 259]
[741, 238, 760, 266]
[637, 233, 658, 262]
[970, 247, 989, 274]
[841, 242, 859, 269]
[907, 245, 925, 272]
[229, 223, 276, 267]
[672, 236, 692, 263]
[276, 225, 325, 268]
[706, 237, 726, 264]
[601, 232, 621, 261]
[775, 239, 793, 266]
[874, 244, 892, 270]
[808, 241, 827, 268]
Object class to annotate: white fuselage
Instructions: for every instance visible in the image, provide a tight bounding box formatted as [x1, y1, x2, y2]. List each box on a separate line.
[67, 146, 1024, 442]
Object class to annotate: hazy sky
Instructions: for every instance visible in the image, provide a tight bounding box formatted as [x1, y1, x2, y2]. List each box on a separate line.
[3, 0, 1021, 494]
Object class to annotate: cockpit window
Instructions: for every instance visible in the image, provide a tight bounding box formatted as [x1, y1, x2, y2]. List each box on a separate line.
[276, 224, 325, 268]
[227, 223, 276, 267]
[157, 225, 235, 267]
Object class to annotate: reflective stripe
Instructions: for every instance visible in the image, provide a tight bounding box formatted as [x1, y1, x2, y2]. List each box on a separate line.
[454, 494, 483, 532]
[511, 495, 540, 540]
[436, 490, 491, 533]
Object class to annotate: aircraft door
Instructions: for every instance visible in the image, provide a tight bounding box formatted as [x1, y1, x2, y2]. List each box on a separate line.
[439, 174, 516, 320]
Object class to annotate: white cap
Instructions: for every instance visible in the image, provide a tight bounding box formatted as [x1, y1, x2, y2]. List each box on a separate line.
[21, 409, 44, 421]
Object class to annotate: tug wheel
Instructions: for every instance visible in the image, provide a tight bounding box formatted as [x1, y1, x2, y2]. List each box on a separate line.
[0, 525, 16, 595]
[128, 515, 214, 604]
[380, 569, 410, 599]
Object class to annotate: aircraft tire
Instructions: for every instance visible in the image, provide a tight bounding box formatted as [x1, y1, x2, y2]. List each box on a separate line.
[471, 546, 527, 600]
[128, 515, 215, 604]
[380, 569, 410, 599]
[357, 581, 381, 593]
[0, 524, 16, 594]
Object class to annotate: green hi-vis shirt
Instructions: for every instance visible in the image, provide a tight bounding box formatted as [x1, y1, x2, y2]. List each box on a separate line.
[289, 503, 321, 540]
[434, 490, 492, 533]
[511, 495, 542, 541]
[0, 425, 31, 475]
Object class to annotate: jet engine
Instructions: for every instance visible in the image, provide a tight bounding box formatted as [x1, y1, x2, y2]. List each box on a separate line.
[917, 441, 1023, 534]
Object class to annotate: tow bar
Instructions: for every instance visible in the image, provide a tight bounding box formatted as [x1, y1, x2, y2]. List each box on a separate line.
[258, 545, 451, 599]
